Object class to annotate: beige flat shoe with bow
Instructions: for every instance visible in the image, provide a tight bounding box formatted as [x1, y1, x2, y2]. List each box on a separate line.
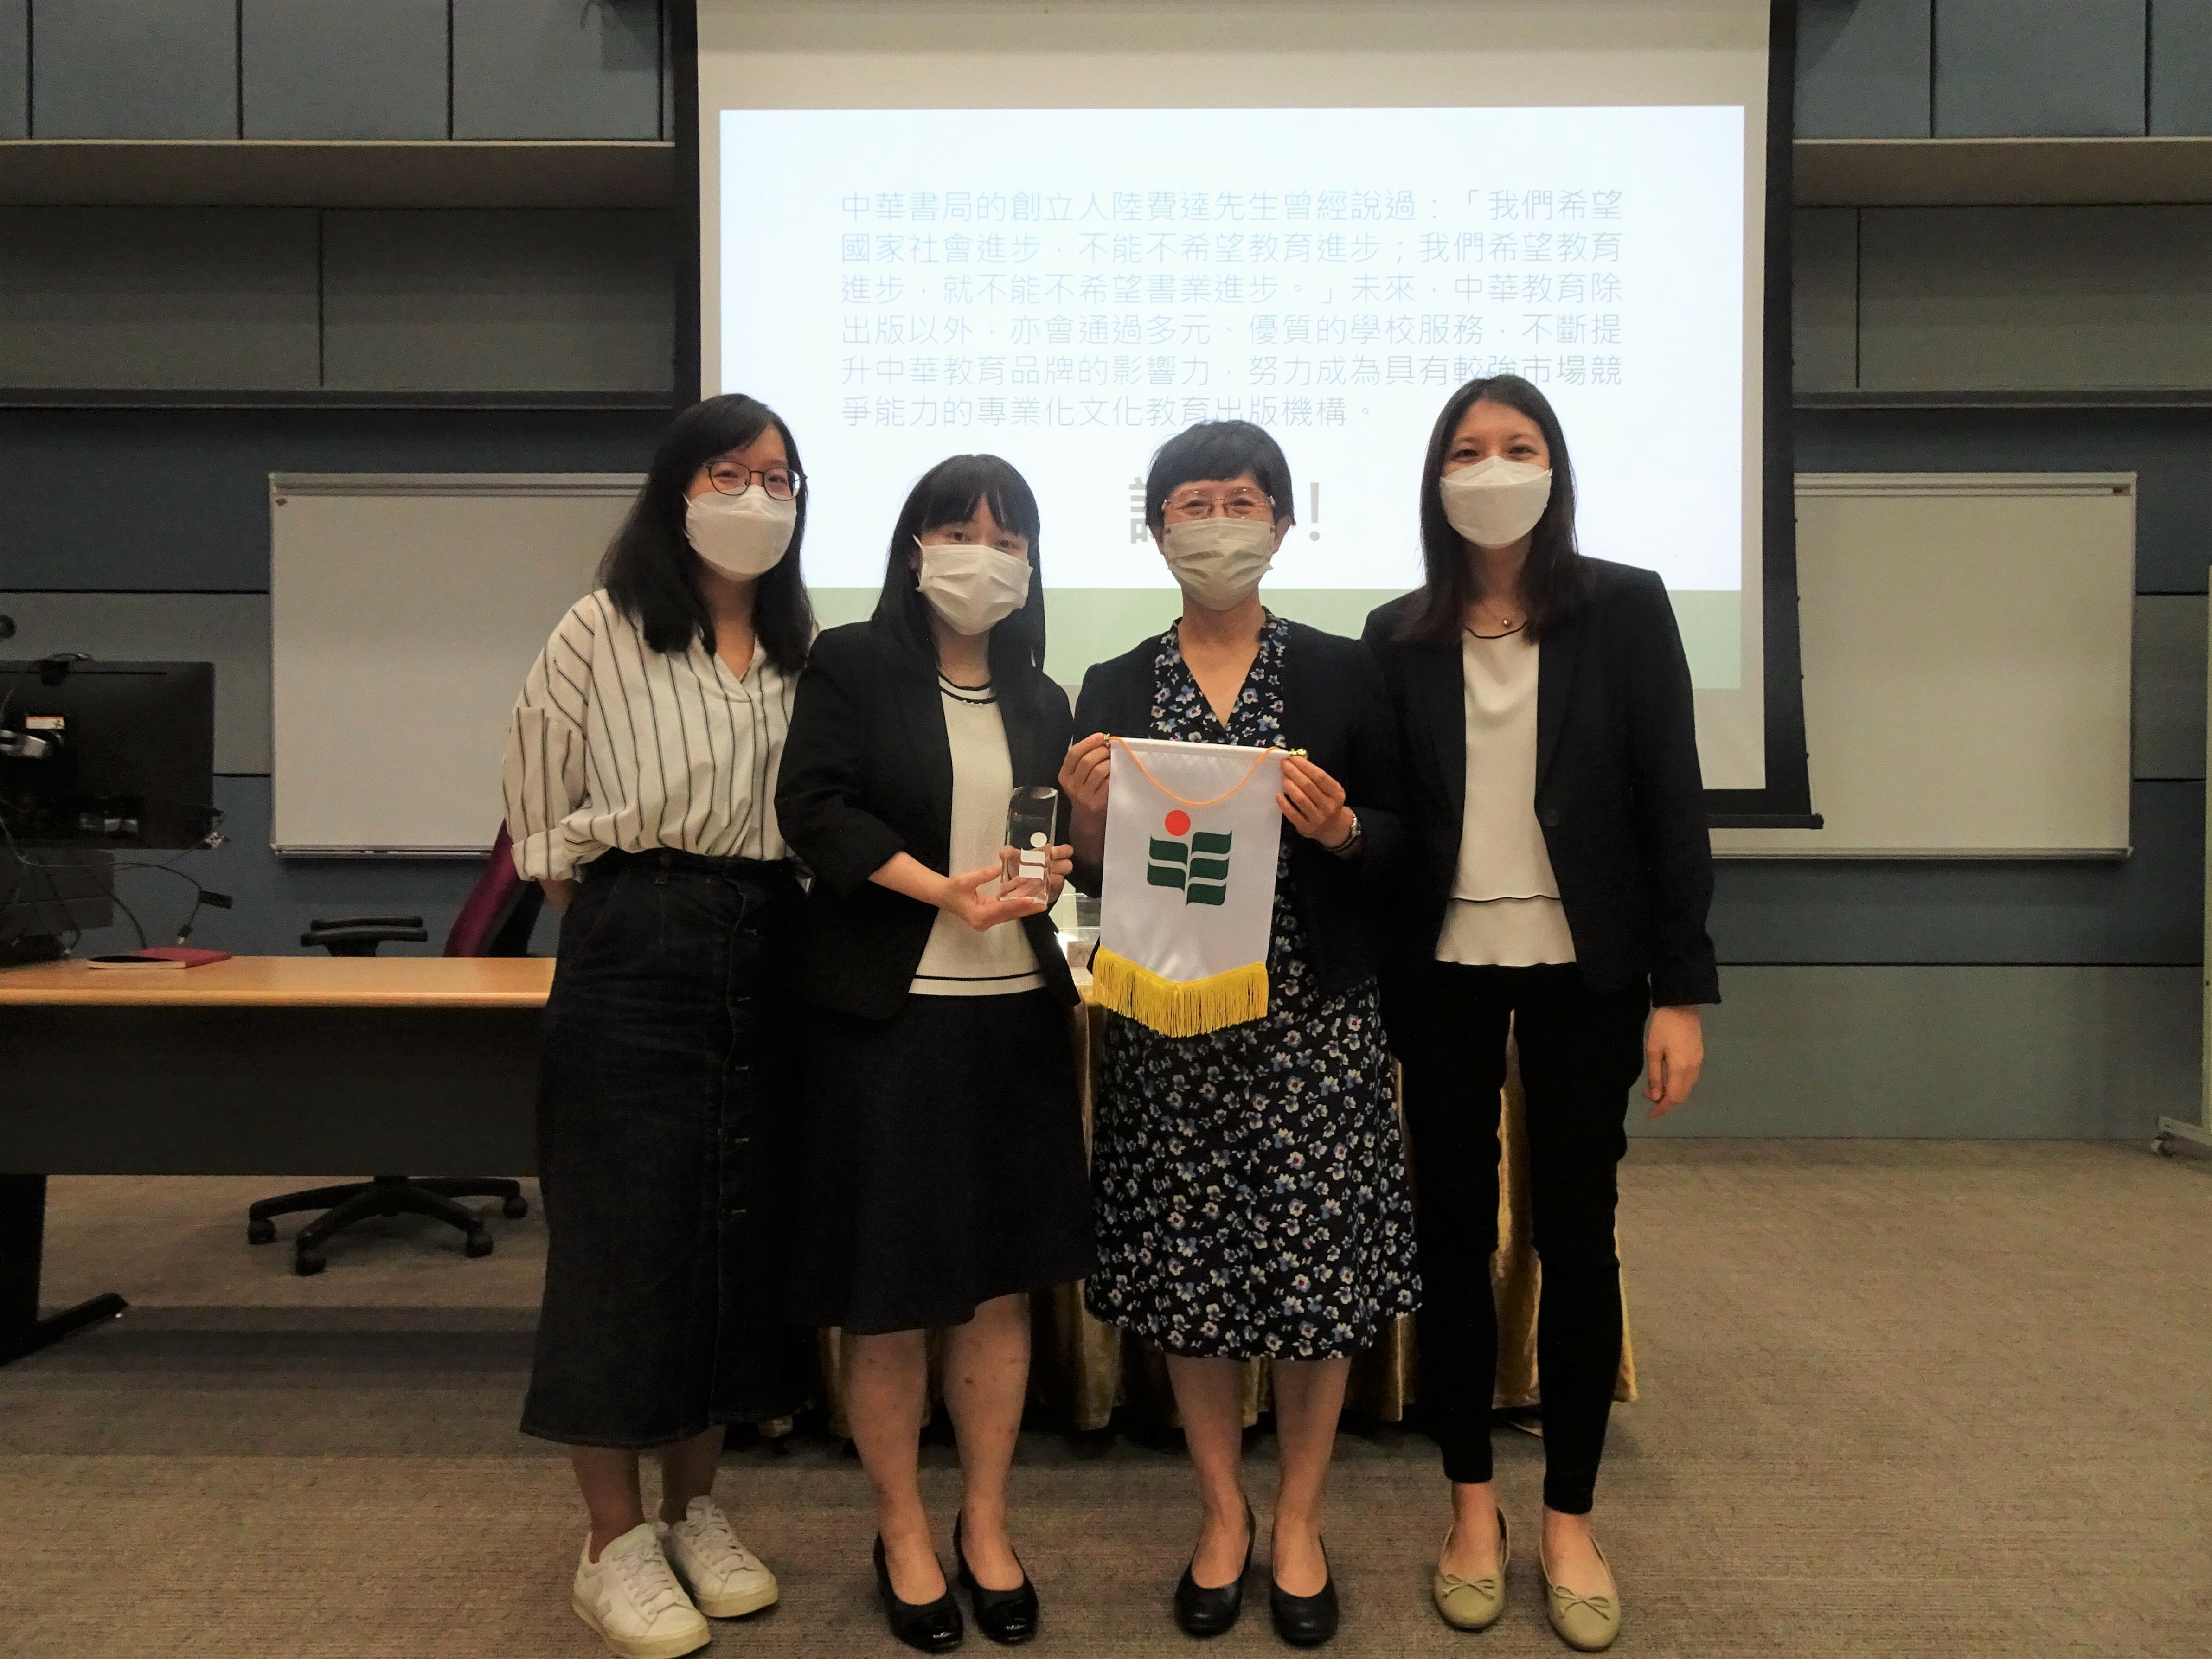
[1538, 1536, 1621, 1652]
[1430, 1510, 1510, 1631]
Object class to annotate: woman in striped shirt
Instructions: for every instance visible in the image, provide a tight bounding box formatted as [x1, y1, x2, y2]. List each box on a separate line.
[501, 393, 814, 1659]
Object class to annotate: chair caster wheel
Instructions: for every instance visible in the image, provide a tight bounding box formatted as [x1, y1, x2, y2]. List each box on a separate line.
[294, 1249, 327, 1276]
[2154, 1134, 2175, 1158]
[465, 1229, 495, 1259]
[247, 1217, 276, 1245]
[502, 1195, 530, 1220]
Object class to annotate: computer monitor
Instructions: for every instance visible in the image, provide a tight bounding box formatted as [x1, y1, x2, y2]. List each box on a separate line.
[0, 659, 217, 850]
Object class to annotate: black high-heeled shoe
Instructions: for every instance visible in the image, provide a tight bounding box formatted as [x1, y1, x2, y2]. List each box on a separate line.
[1173, 1499, 1254, 1638]
[953, 1515, 1040, 1645]
[874, 1534, 964, 1653]
[1269, 1535, 1339, 1648]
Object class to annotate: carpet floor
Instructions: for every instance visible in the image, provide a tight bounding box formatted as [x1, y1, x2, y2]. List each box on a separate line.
[5, 1141, 2210, 1657]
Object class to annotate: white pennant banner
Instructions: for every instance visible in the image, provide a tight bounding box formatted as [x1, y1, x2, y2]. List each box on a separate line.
[1093, 736, 1284, 1036]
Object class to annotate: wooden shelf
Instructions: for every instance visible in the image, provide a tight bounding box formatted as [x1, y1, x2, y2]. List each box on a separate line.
[1797, 388, 2212, 410]
[0, 140, 677, 209]
[1795, 137, 2212, 207]
[8, 136, 2204, 211]
[0, 388, 677, 410]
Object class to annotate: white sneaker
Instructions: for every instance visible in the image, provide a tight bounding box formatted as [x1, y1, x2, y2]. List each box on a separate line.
[571, 1522, 711, 1659]
[658, 1495, 780, 1618]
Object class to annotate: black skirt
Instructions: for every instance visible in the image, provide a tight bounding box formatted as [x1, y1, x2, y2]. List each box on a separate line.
[521, 848, 813, 1449]
[788, 989, 1096, 1334]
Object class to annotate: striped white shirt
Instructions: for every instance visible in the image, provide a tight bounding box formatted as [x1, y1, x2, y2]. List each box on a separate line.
[501, 589, 796, 882]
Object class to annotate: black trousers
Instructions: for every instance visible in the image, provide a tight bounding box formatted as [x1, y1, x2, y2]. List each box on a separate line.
[1395, 961, 1649, 1514]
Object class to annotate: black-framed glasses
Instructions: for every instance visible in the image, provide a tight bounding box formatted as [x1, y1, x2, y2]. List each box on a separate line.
[706, 462, 805, 500]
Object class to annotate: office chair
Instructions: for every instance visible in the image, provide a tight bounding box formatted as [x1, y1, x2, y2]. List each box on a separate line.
[247, 826, 545, 1275]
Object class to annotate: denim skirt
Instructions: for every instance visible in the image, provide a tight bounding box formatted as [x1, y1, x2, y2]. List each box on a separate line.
[521, 847, 812, 1448]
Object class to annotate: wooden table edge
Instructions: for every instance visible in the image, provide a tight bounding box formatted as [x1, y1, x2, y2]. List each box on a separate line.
[0, 957, 554, 1008]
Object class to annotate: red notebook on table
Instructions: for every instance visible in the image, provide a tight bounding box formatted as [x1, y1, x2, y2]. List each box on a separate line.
[83, 948, 234, 970]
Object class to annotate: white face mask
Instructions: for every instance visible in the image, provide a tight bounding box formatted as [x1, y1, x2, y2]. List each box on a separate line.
[685, 488, 796, 579]
[915, 539, 1032, 637]
[1439, 456, 1553, 548]
[1159, 517, 1278, 611]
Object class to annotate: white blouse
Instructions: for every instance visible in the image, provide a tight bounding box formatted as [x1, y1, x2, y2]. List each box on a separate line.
[1434, 627, 1578, 967]
[909, 677, 1046, 998]
[501, 589, 795, 882]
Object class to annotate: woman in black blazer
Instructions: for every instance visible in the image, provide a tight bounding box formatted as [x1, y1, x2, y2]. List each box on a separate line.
[1059, 421, 1418, 1648]
[776, 455, 1094, 1653]
[1361, 375, 1717, 1652]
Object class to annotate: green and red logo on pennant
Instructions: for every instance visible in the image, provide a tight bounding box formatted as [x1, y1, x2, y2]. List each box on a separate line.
[1147, 808, 1233, 907]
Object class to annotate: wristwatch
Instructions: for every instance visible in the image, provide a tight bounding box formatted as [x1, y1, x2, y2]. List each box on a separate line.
[1324, 809, 1363, 856]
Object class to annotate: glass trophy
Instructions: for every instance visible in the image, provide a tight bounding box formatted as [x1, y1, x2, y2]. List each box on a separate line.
[1001, 785, 1060, 903]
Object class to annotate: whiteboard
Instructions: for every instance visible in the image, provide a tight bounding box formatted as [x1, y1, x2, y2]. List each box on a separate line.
[270, 474, 639, 855]
[1713, 473, 2136, 859]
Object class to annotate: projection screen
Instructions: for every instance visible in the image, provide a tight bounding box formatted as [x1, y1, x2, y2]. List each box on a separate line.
[695, 0, 1808, 813]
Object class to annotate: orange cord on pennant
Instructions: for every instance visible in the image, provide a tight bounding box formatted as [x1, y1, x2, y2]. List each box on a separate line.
[1108, 736, 1285, 808]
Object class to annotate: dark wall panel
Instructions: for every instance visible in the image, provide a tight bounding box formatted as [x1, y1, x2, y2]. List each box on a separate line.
[1856, 205, 2212, 393]
[1934, 0, 2148, 137]
[31, 0, 237, 138]
[0, 207, 318, 391]
[241, 0, 449, 141]
[1712, 781, 2206, 967]
[452, 0, 661, 140]
[0, 0, 26, 140]
[1795, 0, 1931, 138]
[1637, 965, 2197, 1138]
[1794, 407, 2212, 595]
[2135, 595, 2209, 780]
[2151, 0, 2212, 135]
[1792, 207, 1858, 392]
[0, 406, 671, 590]
[321, 209, 675, 392]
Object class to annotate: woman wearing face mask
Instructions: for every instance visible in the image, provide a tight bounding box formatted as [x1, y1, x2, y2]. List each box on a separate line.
[776, 454, 1092, 1653]
[1362, 375, 1716, 1653]
[1058, 421, 1417, 1648]
[502, 393, 814, 1659]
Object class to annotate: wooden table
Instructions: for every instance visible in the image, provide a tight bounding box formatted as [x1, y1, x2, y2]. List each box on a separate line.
[0, 955, 551, 1365]
[0, 956, 1633, 1415]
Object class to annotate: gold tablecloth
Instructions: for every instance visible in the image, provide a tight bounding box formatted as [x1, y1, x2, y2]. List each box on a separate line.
[816, 1006, 1634, 1434]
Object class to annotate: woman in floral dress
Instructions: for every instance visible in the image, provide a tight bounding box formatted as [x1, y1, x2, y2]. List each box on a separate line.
[1061, 421, 1418, 1647]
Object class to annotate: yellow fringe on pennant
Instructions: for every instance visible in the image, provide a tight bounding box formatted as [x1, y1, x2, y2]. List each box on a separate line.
[1090, 947, 1269, 1037]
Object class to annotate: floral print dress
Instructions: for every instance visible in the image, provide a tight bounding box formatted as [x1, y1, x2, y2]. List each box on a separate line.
[1086, 615, 1420, 1360]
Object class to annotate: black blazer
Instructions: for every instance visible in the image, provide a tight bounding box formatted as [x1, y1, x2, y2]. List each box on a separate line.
[1362, 560, 1719, 1008]
[1071, 620, 1407, 1001]
[775, 621, 1079, 1021]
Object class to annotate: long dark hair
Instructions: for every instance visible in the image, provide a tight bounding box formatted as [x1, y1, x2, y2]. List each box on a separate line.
[1397, 374, 1592, 647]
[872, 454, 1048, 691]
[598, 393, 814, 672]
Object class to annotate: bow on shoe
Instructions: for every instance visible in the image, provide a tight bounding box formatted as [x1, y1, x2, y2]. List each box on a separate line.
[1549, 1582, 1617, 1618]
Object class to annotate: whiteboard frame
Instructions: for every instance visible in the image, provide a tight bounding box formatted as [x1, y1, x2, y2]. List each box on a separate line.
[269, 472, 644, 857]
[1711, 471, 2138, 861]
